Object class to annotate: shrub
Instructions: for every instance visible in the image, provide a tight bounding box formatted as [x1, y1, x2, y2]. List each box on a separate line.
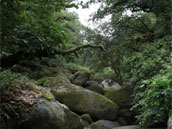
[131, 67, 172, 127]
[0, 70, 22, 96]
[93, 67, 115, 81]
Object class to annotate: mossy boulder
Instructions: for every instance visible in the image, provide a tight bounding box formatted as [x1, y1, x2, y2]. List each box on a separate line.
[45, 76, 71, 88]
[47, 76, 119, 120]
[88, 120, 120, 129]
[0, 74, 55, 129]
[0, 78, 83, 129]
[18, 98, 84, 129]
[105, 86, 134, 108]
[65, 110, 84, 129]
[85, 81, 104, 95]
[70, 71, 90, 86]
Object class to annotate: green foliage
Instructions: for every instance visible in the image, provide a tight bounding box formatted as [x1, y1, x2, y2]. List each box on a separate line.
[84, 0, 171, 36]
[93, 67, 115, 81]
[0, 70, 22, 96]
[131, 68, 172, 127]
[0, 0, 82, 66]
[0, 70, 23, 129]
[81, 0, 172, 127]
[1, 0, 171, 128]
[122, 36, 172, 85]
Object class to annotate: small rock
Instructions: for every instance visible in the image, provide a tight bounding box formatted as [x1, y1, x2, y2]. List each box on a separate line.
[80, 114, 93, 127]
[71, 71, 90, 86]
[80, 114, 93, 124]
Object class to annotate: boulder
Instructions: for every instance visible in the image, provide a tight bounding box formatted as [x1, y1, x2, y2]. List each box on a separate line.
[1, 78, 84, 129]
[101, 80, 111, 88]
[88, 120, 120, 129]
[104, 82, 122, 92]
[168, 116, 172, 129]
[65, 110, 84, 129]
[18, 98, 83, 129]
[47, 76, 119, 120]
[70, 71, 90, 86]
[105, 86, 134, 108]
[86, 81, 104, 95]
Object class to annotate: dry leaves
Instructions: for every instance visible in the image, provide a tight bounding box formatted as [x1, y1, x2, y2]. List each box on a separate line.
[19, 89, 41, 105]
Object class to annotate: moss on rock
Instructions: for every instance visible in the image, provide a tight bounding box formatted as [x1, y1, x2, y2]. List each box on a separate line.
[105, 87, 134, 108]
[18, 98, 83, 129]
[70, 71, 90, 86]
[86, 81, 104, 95]
[66, 111, 84, 129]
[50, 76, 119, 120]
[45, 76, 71, 88]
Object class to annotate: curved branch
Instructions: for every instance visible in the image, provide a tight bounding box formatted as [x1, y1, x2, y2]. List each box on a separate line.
[57, 44, 106, 54]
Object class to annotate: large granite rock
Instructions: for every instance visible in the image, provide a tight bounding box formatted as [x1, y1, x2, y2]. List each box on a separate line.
[47, 76, 119, 120]
[0, 79, 84, 129]
[18, 98, 83, 129]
